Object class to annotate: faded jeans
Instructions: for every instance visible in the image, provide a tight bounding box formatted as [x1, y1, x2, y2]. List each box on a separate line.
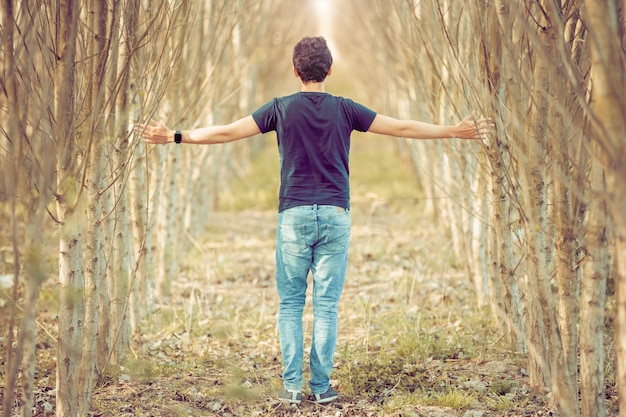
[276, 204, 351, 395]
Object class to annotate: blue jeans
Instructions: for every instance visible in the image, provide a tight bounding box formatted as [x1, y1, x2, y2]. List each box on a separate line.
[276, 204, 351, 395]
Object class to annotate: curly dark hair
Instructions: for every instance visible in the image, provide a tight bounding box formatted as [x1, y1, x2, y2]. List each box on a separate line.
[292, 37, 333, 83]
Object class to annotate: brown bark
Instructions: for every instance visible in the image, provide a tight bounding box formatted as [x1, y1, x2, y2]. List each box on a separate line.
[580, 158, 608, 417]
[1, 0, 23, 414]
[582, 0, 626, 411]
[518, 7, 553, 392]
[80, 0, 109, 413]
[53, 0, 84, 415]
[549, 5, 584, 411]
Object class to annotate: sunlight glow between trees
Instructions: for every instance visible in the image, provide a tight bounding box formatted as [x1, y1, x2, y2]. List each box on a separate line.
[312, 0, 338, 59]
[314, 0, 332, 16]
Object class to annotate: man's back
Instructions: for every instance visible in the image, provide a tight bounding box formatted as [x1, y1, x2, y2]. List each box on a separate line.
[252, 92, 376, 211]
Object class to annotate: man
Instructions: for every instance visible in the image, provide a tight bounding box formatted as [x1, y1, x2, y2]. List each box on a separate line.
[136, 36, 490, 405]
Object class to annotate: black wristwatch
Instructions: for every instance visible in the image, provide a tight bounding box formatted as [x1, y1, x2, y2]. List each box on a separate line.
[174, 130, 182, 144]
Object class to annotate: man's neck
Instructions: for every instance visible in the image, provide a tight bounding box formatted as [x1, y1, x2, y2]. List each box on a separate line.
[300, 81, 326, 92]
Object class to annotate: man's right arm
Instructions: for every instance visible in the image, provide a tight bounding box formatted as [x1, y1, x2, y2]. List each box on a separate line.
[135, 115, 261, 145]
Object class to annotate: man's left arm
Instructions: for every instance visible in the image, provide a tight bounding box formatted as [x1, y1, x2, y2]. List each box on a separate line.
[368, 114, 490, 140]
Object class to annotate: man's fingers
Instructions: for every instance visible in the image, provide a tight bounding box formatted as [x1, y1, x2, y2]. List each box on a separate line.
[133, 123, 157, 146]
[134, 121, 159, 137]
[134, 123, 151, 133]
[133, 120, 170, 145]
[462, 114, 473, 122]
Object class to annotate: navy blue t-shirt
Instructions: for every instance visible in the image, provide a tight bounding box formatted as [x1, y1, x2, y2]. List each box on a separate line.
[252, 92, 377, 212]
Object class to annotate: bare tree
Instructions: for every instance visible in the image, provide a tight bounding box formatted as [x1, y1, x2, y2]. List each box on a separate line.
[0, 2, 59, 414]
[79, 0, 109, 412]
[326, 0, 617, 414]
[580, 0, 626, 411]
[580, 154, 609, 417]
[50, 0, 84, 414]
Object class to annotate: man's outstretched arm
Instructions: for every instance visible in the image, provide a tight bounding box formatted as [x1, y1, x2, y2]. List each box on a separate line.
[368, 114, 490, 140]
[135, 115, 261, 145]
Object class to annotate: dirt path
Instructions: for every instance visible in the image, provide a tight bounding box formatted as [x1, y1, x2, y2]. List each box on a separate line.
[2, 198, 557, 416]
[86, 204, 556, 416]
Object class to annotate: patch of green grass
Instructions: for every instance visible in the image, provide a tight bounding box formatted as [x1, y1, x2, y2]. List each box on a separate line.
[419, 387, 476, 408]
[350, 133, 423, 208]
[218, 138, 280, 211]
[486, 394, 517, 412]
[394, 331, 449, 360]
[351, 307, 476, 363]
[333, 302, 494, 413]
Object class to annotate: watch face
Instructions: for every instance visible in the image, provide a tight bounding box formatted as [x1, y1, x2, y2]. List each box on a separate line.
[175, 131, 182, 143]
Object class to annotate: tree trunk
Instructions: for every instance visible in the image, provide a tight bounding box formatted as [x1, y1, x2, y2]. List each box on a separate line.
[97, 0, 120, 370]
[518, 4, 553, 393]
[109, 0, 139, 363]
[1, 0, 24, 414]
[98, 186, 112, 371]
[18, 223, 49, 417]
[130, 142, 151, 325]
[156, 2, 191, 298]
[483, 1, 526, 353]
[110, 147, 133, 366]
[79, 0, 109, 413]
[53, 0, 84, 415]
[580, 157, 608, 417]
[522, 3, 580, 414]
[582, 0, 626, 411]
[144, 147, 166, 313]
[550, 10, 583, 410]
[158, 146, 182, 297]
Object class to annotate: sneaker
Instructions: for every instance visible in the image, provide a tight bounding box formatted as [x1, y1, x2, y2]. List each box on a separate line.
[310, 387, 338, 404]
[277, 388, 301, 404]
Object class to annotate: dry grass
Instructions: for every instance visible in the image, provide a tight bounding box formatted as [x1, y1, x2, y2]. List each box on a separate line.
[80, 205, 548, 417]
[81, 132, 547, 415]
[1, 138, 616, 416]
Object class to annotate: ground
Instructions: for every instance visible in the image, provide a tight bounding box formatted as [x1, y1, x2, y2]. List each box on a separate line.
[87, 205, 555, 417]
[3, 137, 613, 416]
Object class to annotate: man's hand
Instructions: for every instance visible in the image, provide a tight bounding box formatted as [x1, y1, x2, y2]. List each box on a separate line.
[134, 120, 175, 144]
[368, 113, 494, 140]
[455, 115, 494, 140]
